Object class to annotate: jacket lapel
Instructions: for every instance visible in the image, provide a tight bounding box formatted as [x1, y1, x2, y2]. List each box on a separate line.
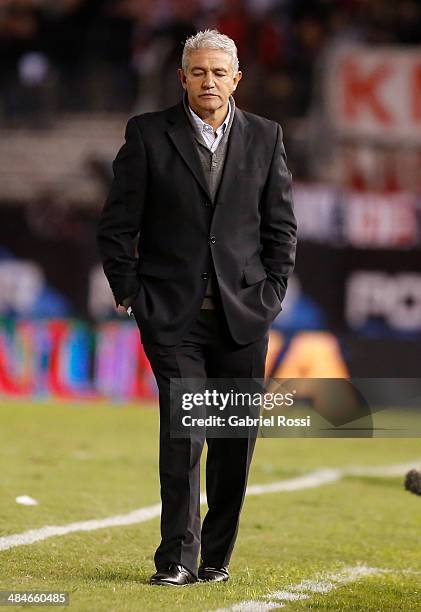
[166, 104, 211, 201]
[165, 103, 250, 205]
[214, 108, 250, 205]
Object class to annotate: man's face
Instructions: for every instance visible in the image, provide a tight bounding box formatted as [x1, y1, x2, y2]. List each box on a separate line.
[178, 48, 242, 116]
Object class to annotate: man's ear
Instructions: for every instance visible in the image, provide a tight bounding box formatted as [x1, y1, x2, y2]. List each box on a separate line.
[232, 70, 243, 92]
[178, 68, 187, 90]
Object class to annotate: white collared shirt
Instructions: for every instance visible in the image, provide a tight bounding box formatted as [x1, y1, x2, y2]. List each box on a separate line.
[188, 101, 231, 152]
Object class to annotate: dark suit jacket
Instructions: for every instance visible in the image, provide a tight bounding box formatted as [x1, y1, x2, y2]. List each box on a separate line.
[97, 101, 297, 345]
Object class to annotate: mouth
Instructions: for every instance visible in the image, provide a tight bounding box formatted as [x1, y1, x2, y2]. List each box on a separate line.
[200, 94, 218, 98]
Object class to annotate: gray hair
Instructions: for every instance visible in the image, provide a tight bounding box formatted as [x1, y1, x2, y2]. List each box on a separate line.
[182, 29, 239, 75]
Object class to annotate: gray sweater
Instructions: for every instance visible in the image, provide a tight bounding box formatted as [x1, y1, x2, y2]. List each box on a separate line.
[182, 94, 236, 308]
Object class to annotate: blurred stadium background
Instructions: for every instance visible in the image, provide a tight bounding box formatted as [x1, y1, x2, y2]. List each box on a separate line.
[1, 0, 421, 401]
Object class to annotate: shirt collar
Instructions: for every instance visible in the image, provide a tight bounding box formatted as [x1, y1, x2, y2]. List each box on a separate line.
[188, 99, 231, 136]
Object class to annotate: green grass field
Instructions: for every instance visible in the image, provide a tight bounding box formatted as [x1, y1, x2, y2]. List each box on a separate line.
[1, 401, 421, 611]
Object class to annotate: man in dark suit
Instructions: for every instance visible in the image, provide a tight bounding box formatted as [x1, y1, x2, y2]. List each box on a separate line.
[97, 29, 296, 586]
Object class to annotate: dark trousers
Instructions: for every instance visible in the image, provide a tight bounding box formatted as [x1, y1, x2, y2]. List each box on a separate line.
[142, 308, 268, 577]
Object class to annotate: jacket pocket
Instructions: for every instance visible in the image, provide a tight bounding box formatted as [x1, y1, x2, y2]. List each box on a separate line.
[243, 261, 267, 286]
[138, 259, 171, 279]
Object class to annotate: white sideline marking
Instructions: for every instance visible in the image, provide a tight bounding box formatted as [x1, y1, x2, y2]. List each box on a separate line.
[219, 603, 282, 611]
[345, 460, 421, 477]
[0, 503, 161, 552]
[213, 565, 419, 611]
[1, 460, 420, 552]
[277, 564, 384, 595]
[221, 603, 282, 611]
[269, 592, 309, 601]
[246, 468, 341, 495]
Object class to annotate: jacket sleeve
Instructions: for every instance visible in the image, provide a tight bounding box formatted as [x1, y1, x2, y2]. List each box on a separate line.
[259, 123, 297, 304]
[97, 117, 147, 307]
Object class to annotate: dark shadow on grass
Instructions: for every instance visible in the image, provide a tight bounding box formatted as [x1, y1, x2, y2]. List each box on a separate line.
[80, 568, 220, 588]
[80, 568, 152, 584]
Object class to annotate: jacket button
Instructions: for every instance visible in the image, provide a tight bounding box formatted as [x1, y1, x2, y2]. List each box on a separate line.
[201, 272, 208, 280]
[210, 235, 216, 244]
[204, 201, 210, 207]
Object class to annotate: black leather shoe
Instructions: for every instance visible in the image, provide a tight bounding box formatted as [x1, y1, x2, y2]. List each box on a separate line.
[198, 564, 229, 582]
[149, 563, 197, 586]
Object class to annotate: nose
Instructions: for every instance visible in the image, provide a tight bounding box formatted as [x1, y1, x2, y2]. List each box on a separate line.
[202, 72, 215, 88]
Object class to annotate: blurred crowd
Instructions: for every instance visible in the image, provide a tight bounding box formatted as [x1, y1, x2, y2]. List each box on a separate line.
[1, 0, 421, 124]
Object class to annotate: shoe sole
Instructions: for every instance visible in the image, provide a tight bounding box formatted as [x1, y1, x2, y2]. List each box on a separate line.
[150, 580, 196, 587]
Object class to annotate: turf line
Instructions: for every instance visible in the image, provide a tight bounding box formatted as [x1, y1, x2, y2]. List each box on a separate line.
[1, 460, 419, 553]
[212, 565, 421, 611]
